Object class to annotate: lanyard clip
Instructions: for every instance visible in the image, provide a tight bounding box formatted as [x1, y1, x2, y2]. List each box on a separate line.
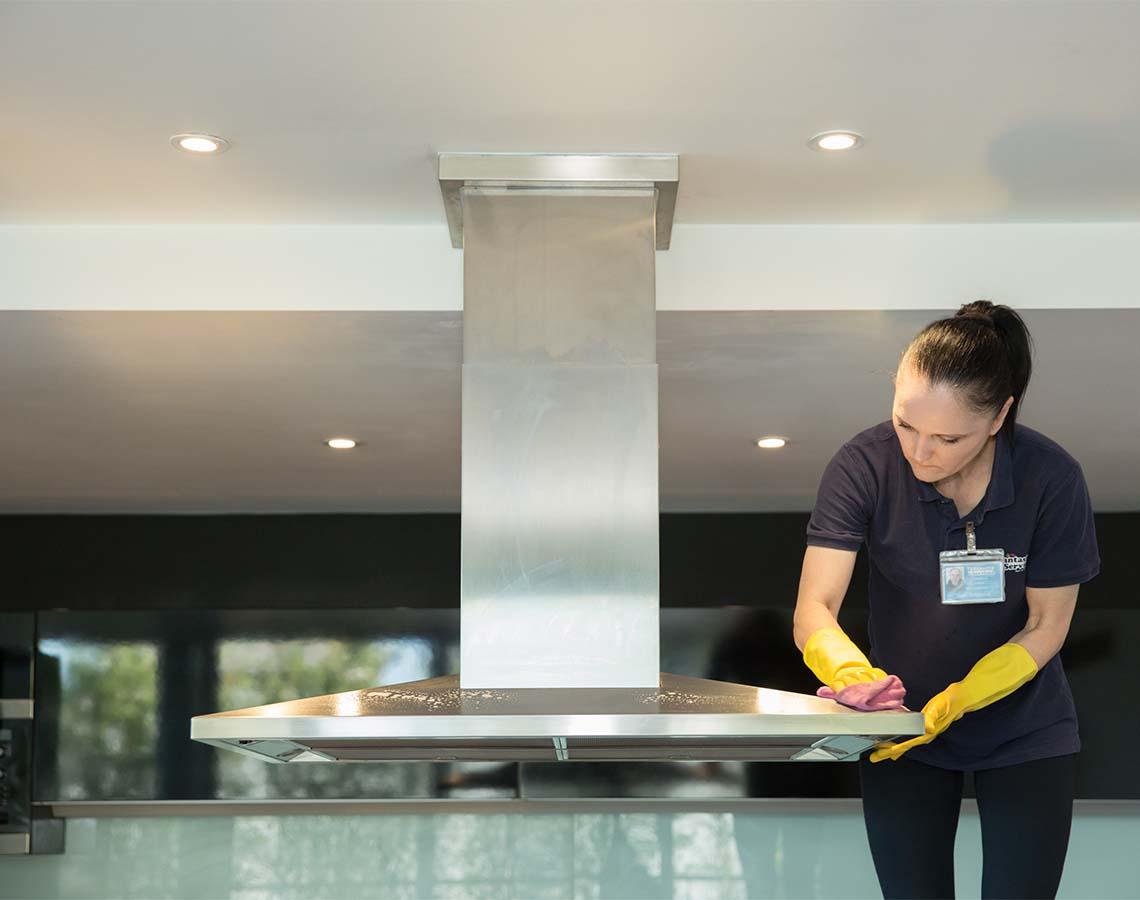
[965, 521, 977, 554]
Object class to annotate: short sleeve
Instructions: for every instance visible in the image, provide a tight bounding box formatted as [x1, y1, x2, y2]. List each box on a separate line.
[1025, 465, 1101, 588]
[806, 444, 874, 552]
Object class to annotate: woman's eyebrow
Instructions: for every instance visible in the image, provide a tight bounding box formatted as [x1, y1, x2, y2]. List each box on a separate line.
[894, 416, 965, 439]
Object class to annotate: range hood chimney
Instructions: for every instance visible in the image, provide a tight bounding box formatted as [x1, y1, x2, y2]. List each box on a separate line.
[452, 154, 669, 690]
[191, 154, 921, 763]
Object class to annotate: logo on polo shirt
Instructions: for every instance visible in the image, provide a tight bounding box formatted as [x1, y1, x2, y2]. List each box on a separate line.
[1004, 553, 1028, 572]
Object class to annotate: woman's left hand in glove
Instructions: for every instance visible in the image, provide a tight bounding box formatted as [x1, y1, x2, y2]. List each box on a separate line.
[869, 688, 955, 761]
[870, 642, 1038, 763]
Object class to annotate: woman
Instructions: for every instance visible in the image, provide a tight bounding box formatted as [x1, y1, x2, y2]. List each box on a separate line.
[792, 301, 1099, 900]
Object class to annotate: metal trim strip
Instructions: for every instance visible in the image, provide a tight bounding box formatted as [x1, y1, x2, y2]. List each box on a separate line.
[36, 799, 1140, 818]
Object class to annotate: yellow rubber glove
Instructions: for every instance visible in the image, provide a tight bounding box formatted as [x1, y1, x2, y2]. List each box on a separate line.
[870, 642, 1038, 763]
[803, 626, 890, 692]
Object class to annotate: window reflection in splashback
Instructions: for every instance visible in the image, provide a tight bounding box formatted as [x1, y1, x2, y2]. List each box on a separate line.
[36, 608, 807, 803]
[32, 607, 1135, 802]
[38, 639, 159, 800]
[35, 610, 498, 803]
[216, 636, 451, 801]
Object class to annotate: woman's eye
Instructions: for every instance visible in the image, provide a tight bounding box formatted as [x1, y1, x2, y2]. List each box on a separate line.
[942, 438, 959, 445]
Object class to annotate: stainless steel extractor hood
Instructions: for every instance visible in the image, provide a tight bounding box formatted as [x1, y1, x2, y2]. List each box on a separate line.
[191, 154, 922, 763]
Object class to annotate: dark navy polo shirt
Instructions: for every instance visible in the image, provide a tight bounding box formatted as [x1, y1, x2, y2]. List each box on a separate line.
[807, 422, 1100, 770]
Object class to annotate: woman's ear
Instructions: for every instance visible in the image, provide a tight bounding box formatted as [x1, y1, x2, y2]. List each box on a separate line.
[990, 395, 1015, 436]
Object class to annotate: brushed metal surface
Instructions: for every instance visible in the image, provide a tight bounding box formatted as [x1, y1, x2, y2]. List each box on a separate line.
[29, 798, 873, 818]
[438, 153, 678, 249]
[41, 798, 1139, 818]
[461, 365, 660, 688]
[191, 672, 924, 761]
[440, 153, 678, 185]
[460, 187, 660, 689]
[462, 188, 657, 365]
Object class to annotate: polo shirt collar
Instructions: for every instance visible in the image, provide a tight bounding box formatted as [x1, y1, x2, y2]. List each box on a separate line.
[906, 428, 1015, 514]
[986, 428, 1015, 513]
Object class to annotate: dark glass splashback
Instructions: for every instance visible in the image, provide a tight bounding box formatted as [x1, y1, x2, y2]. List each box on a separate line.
[33, 607, 856, 802]
[30, 606, 1139, 802]
[2, 513, 1137, 801]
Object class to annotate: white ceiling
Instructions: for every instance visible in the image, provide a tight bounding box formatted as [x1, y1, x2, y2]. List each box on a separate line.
[2, 309, 1135, 513]
[2, 3, 1137, 514]
[4, 0, 1140, 225]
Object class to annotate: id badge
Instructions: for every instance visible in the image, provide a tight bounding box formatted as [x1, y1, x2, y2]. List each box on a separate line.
[939, 522, 1005, 605]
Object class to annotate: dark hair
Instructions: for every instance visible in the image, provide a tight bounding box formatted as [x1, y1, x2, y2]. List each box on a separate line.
[904, 300, 1033, 444]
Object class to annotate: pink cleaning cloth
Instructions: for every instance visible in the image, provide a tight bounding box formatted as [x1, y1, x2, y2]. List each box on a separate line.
[816, 674, 907, 711]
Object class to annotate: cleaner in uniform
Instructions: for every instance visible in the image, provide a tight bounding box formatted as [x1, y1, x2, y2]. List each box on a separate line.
[793, 302, 1099, 899]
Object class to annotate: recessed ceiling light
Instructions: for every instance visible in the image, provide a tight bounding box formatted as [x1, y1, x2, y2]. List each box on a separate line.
[756, 437, 787, 450]
[170, 133, 230, 154]
[326, 438, 357, 450]
[808, 130, 864, 152]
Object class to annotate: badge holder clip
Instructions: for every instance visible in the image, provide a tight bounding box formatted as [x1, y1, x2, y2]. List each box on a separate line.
[939, 521, 1006, 605]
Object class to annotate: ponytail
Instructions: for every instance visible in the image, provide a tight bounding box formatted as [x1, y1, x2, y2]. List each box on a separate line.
[905, 301, 1034, 444]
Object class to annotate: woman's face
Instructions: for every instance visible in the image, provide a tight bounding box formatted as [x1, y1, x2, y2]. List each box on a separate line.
[891, 357, 1010, 483]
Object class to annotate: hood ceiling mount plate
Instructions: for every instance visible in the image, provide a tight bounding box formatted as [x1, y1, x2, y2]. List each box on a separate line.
[437, 153, 679, 249]
[191, 153, 922, 763]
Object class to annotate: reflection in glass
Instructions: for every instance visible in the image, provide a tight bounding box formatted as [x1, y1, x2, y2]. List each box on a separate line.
[216, 637, 440, 800]
[0, 813, 798, 899]
[36, 615, 519, 803]
[34, 607, 1134, 804]
[9, 806, 1135, 900]
[38, 639, 158, 800]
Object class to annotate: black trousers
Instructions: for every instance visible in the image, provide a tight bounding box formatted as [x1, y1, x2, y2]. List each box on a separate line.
[859, 753, 1077, 900]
